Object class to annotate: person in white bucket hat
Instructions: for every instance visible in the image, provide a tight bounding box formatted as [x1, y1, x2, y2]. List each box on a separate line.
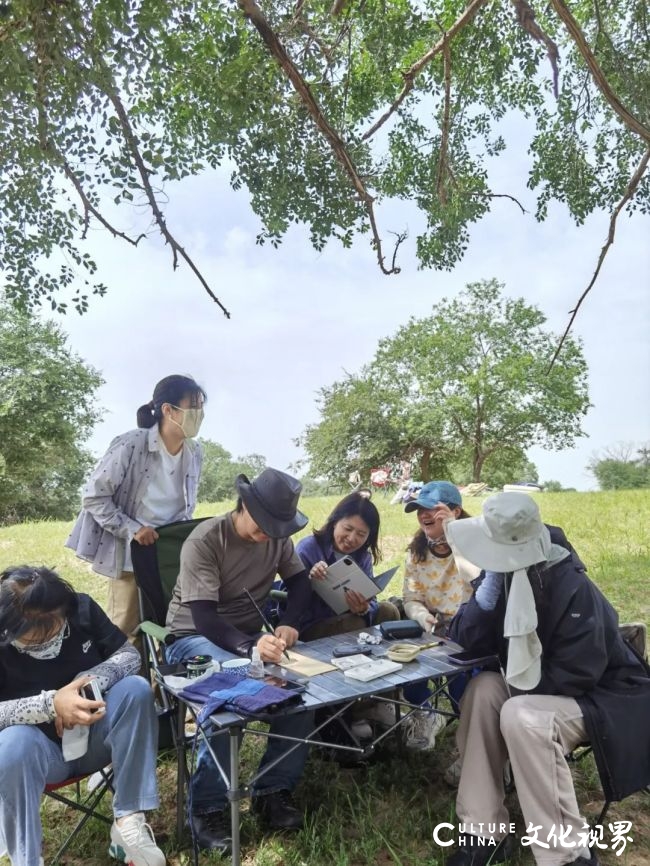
[442, 492, 650, 866]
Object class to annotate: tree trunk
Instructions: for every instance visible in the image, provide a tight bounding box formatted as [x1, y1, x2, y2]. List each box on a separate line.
[420, 448, 432, 482]
[472, 449, 485, 482]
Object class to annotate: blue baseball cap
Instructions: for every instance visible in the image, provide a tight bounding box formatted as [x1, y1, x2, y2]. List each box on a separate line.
[404, 480, 463, 513]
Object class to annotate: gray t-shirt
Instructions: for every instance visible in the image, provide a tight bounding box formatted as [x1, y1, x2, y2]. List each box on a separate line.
[166, 512, 305, 636]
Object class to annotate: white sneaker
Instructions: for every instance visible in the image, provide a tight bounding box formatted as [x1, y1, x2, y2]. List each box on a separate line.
[109, 813, 166, 866]
[403, 710, 446, 751]
[350, 719, 373, 740]
[363, 701, 398, 729]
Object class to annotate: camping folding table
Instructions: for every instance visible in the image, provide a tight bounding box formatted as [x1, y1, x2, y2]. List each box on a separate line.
[165, 630, 467, 866]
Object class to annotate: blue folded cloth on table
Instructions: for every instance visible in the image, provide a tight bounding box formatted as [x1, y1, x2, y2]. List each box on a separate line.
[178, 672, 302, 720]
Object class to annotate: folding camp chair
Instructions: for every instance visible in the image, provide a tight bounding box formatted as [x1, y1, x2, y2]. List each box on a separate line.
[43, 768, 113, 866]
[130, 517, 209, 839]
[567, 622, 650, 826]
[369, 467, 392, 495]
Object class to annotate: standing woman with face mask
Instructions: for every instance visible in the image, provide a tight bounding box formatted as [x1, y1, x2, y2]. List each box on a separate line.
[66, 374, 206, 642]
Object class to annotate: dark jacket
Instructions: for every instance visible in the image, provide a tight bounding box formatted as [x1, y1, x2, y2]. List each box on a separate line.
[450, 548, 650, 802]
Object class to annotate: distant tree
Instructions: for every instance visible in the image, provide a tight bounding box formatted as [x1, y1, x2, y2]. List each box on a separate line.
[587, 442, 650, 490]
[0, 299, 103, 523]
[197, 440, 267, 502]
[297, 473, 333, 498]
[543, 480, 565, 492]
[475, 452, 539, 490]
[300, 280, 590, 486]
[234, 453, 267, 480]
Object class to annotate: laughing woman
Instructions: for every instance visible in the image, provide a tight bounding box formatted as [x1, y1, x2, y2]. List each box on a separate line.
[401, 481, 478, 751]
[66, 374, 206, 643]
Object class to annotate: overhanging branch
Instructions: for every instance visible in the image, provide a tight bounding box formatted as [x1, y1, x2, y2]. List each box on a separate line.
[511, 0, 559, 97]
[548, 148, 650, 370]
[361, 0, 490, 142]
[92, 60, 231, 318]
[237, 0, 401, 275]
[549, 0, 650, 144]
[60, 157, 146, 247]
[436, 42, 452, 204]
[484, 192, 527, 214]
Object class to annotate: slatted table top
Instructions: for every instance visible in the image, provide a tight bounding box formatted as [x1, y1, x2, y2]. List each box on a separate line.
[203, 628, 465, 725]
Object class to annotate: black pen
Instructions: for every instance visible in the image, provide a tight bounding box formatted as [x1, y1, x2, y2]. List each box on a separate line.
[244, 589, 291, 662]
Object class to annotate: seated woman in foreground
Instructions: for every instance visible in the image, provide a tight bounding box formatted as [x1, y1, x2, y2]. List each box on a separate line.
[0, 566, 164, 866]
[295, 492, 399, 641]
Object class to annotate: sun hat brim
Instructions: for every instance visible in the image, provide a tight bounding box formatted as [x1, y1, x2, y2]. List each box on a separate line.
[446, 515, 550, 572]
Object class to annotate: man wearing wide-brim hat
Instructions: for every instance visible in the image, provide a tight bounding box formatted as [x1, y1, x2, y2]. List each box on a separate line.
[165, 468, 314, 854]
[443, 492, 650, 866]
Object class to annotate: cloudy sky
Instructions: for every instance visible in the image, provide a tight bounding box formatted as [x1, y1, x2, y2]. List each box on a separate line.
[51, 117, 650, 492]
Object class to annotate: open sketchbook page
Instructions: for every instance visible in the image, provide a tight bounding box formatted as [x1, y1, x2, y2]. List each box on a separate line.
[277, 650, 336, 677]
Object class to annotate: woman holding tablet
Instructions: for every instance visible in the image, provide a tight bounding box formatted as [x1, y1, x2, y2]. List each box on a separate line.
[295, 493, 399, 641]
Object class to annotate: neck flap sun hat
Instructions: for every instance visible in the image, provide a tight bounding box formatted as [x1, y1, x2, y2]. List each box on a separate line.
[235, 468, 308, 539]
[444, 491, 550, 572]
[446, 492, 551, 691]
[404, 480, 468, 516]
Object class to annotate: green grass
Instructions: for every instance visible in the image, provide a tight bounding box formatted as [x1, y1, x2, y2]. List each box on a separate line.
[0, 490, 648, 866]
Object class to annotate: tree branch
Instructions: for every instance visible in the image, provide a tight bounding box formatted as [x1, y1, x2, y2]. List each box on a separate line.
[387, 230, 408, 272]
[295, 18, 334, 63]
[92, 59, 231, 317]
[237, 0, 401, 275]
[30, 18, 147, 250]
[59, 157, 146, 246]
[548, 0, 650, 143]
[361, 0, 490, 142]
[436, 42, 452, 205]
[330, 0, 350, 15]
[484, 192, 528, 214]
[510, 0, 559, 98]
[548, 147, 650, 370]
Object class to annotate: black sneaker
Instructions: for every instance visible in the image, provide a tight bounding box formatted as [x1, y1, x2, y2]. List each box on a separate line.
[446, 833, 516, 866]
[190, 810, 232, 854]
[251, 789, 303, 831]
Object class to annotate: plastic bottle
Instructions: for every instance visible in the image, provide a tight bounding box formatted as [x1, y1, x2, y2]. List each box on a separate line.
[248, 646, 265, 679]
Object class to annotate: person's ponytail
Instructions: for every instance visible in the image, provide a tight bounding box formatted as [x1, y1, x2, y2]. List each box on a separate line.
[136, 400, 157, 428]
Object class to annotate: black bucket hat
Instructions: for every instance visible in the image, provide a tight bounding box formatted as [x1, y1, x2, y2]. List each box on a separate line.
[235, 468, 308, 538]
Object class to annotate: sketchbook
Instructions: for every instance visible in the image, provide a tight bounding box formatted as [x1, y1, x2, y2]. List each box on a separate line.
[343, 657, 403, 682]
[274, 650, 336, 677]
[311, 558, 396, 615]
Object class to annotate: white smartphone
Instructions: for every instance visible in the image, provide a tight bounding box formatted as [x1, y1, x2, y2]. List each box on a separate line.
[80, 679, 105, 712]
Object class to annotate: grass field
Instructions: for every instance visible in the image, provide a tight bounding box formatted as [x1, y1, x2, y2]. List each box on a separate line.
[0, 489, 648, 866]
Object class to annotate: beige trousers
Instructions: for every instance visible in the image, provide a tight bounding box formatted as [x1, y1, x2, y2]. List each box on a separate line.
[106, 571, 141, 643]
[456, 671, 589, 866]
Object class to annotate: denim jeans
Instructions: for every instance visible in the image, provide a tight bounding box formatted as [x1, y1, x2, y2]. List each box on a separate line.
[167, 635, 314, 815]
[0, 675, 159, 866]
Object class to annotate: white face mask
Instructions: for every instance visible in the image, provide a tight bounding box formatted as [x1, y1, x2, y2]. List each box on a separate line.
[170, 406, 204, 438]
[12, 620, 69, 659]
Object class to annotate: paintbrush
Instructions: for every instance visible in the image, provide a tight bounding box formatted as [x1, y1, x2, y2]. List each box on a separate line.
[243, 588, 291, 662]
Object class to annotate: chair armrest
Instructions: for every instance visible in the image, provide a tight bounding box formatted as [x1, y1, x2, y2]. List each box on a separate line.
[270, 589, 288, 603]
[138, 620, 172, 643]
